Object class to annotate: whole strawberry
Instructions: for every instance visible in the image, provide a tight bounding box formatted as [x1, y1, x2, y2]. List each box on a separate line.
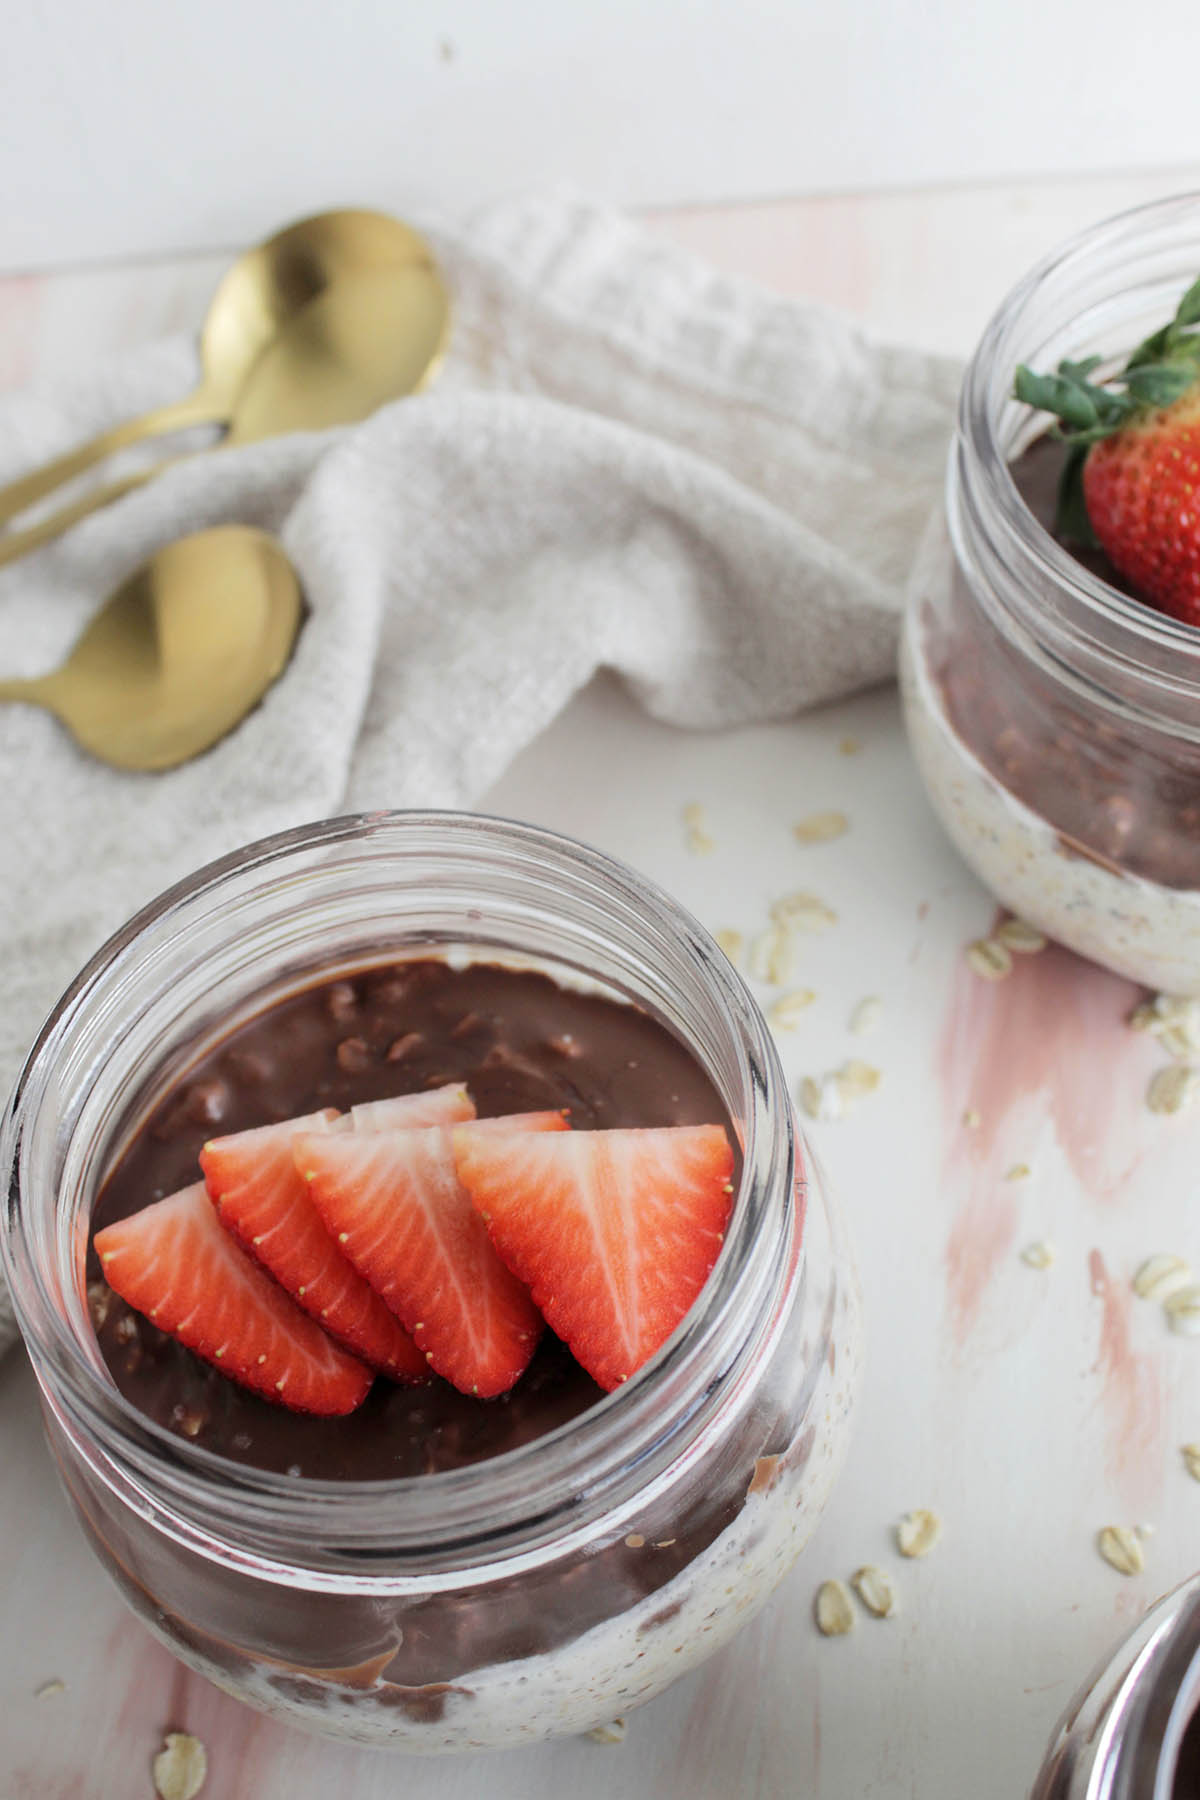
[1014, 274, 1200, 628]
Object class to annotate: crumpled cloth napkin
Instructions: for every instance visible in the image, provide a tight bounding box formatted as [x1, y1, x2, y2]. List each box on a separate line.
[0, 191, 960, 1353]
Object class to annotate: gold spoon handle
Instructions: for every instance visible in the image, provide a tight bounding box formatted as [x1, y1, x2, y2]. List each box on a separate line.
[0, 674, 47, 703]
[0, 389, 226, 529]
[0, 469, 155, 571]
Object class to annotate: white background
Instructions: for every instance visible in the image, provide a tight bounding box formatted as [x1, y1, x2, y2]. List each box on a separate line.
[3, 0, 1199, 271]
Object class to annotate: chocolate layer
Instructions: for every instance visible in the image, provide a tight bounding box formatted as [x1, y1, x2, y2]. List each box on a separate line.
[90, 958, 729, 1479]
[929, 435, 1200, 890]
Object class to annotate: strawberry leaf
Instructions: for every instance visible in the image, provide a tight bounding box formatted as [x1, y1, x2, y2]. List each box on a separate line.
[1054, 445, 1097, 548]
[1124, 360, 1200, 408]
[1013, 365, 1100, 430]
[1175, 275, 1200, 330]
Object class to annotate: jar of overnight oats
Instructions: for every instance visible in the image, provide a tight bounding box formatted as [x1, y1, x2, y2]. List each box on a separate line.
[0, 812, 861, 1753]
[901, 193, 1200, 995]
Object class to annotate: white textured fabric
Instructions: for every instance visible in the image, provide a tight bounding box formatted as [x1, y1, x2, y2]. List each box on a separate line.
[0, 192, 960, 1352]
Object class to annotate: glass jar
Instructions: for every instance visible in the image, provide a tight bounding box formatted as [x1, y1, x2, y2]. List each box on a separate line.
[1, 811, 861, 1752]
[901, 193, 1200, 996]
[1029, 1572, 1200, 1798]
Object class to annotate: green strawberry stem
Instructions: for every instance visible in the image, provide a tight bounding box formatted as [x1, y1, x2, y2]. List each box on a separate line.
[1013, 272, 1200, 541]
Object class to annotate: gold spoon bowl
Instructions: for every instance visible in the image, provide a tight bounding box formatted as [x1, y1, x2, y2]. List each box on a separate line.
[0, 527, 304, 770]
[0, 209, 449, 530]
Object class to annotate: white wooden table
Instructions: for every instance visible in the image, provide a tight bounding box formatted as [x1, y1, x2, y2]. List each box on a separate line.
[4, 170, 1200, 1800]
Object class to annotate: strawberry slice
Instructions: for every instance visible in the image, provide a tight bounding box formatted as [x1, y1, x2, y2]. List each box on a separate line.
[200, 1107, 426, 1383]
[340, 1084, 476, 1134]
[293, 1112, 567, 1398]
[94, 1183, 371, 1414]
[454, 1124, 735, 1392]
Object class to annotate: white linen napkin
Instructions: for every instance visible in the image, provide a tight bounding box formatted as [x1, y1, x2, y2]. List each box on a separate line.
[0, 191, 960, 1353]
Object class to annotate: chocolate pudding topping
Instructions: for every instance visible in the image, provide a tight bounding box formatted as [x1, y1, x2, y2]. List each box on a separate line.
[90, 958, 730, 1479]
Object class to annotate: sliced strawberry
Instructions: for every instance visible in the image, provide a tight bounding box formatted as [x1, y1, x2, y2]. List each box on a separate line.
[200, 1108, 426, 1383]
[342, 1083, 476, 1133]
[454, 1124, 735, 1392]
[293, 1112, 568, 1398]
[94, 1183, 371, 1415]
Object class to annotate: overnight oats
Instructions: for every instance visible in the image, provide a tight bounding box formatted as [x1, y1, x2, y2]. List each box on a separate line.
[0, 812, 861, 1752]
[901, 195, 1200, 994]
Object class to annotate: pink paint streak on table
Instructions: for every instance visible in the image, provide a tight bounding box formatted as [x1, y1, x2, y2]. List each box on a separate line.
[3, 170, 1200, 1800]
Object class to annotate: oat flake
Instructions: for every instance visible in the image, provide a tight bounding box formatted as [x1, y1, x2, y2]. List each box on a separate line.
[769, 890, 837, 932]
[34, 1679, 65, 1699]
[849, 995, 883, 1036]
[1147, 1064, 1200, 1116]
[1021, 1240, 1055, 1270]
[586, 1718, 627, 1745]
[1005, 1162, 1032, 1182]
[966, 938, 1013, 981]
[851, 1564, 897, 1618]
[681, 802, 715, 855]
[1164, 1285, 1200, 1336]
[768, 989, 817, 1029]
[962, 1108, 982, 1130]
[839, 1059, 881, 1099]
[750, 924, 796, 987]
[1097, 1526, 1145, 1577]
[839, 736, 863, 756]
[1132, 1255, 1193, 1302]
[153, 1733, 207, 1800]
[793, 811, 849, 846]
[995, 918, 1048, 954]
[799, 1074, 844, 1122]
[1181, 1444, 1200, 1482]
[896, 1508, 943, 1559]
[814, 1579, 855, 1636]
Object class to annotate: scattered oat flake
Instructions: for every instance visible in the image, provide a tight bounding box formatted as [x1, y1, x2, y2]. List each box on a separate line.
[896, 1508, 943, 1559]
[839, 736, 862, 755]
[995, 918, 1048, 954]
[624, 1533, 645, 1549]
[814, 1579, 855, 1636]
[681, 803, 715, 855]
[1147, 1064, 1200, 1116]
[714, 928, 743, 966]
[1005, 1162, 1033, 1182]
[1164, 1286, 1200, 1335]
[586, 1718, 627, 1745]
[770, 890, 837, 932]
[1021, 1240, 1055, 1270]
[1181, 1444, 1200, 1482]
[800, 1060, 880, 1121]
[849, 995, 882, 1036]
[35, 1679, 65, 1699]
[1133, 1255, 1193, 1302]
[962, 1107, 982, 1130]
[839, 1059, 881, 1098]
[800, 1074, 843, 1122]
[153, 1733, 207, 1800]
[750, 924, 796, 987]
[793, 811, 849, 846]
[1132, 995, 1200, 1061]
[966, 938, 1012, 981]
[769, 988, 817, 1029]
[851, 1565, 897, 1618]
[1097, 1526, 1144, 1577]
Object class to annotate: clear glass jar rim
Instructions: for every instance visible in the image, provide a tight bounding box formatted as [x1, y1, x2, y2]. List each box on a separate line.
[2, 809, 798, 1559]
[958, 188, 1200, 662]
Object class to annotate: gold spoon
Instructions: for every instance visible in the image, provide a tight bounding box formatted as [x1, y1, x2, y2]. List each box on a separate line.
[0, 208, 448, 528]
[0, 259, 450, 571]
[0, 527, 303, 770]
